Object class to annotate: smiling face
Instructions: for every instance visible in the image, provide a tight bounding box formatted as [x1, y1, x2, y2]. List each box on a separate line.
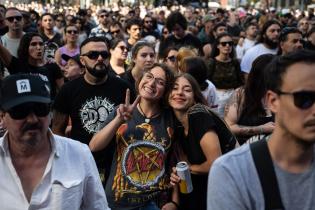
[138, 66, 166, 102]
[168, 76, 195, 112]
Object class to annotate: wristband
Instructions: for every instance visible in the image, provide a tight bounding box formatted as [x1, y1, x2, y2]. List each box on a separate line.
[170, 200, 179, 209]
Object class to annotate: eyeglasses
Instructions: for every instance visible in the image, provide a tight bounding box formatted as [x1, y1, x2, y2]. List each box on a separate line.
[167, 55, 176, 62]
[143, 72, 166, 87]
[82, 51, 110, 60]
[145, 20, 153, 24]
[66, 30, 78, 34]
[118, 46, 127, 51]
[8, 102, 50, 120]
[6, 16, 22, 22]
[276, 90, 315, 109]
[110, 29, 120, 35]
[56, 19, 63, 22]
[220, 41, 234, 47]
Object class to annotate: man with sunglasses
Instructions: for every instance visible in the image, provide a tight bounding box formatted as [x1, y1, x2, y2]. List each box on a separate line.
[0, 74, 110, 209]
[1, 7, 24, 57]
[208, 50, 315, 210]
[53, 37, 133, 186]
[89, 9, 112, 41]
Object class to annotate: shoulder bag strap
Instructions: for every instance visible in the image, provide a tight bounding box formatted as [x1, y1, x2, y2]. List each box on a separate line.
[250, 139, 285, 210]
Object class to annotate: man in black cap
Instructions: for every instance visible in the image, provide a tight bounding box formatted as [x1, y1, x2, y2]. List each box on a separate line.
[0, 74, 110, 209]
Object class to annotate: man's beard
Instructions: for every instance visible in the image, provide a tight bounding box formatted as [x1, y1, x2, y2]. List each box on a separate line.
[86, 62, 108, 78]
[265, 36, 278, 49]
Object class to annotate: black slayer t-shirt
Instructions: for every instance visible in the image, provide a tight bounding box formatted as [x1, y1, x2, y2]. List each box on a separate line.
[105, 108, 174, 210]
[53, 76, 133, 175]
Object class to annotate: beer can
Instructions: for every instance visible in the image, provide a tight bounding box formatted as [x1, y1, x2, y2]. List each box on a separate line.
[176, 161, 193, 194]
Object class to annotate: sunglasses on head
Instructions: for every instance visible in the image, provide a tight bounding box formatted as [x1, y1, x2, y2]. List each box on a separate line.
[8, 102, 50, 120]
[6, 16, 22, 22]
[66, 30, 78, 34]
[276, 90, 315, 109]
[82, 51, 110, 60]
[220, 41, 234, 47]
[167, 55, 176, 62]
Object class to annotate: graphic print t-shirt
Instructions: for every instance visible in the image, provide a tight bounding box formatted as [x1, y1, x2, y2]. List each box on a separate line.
[106, 108, 174, 210]
[53, 76, 132, 169]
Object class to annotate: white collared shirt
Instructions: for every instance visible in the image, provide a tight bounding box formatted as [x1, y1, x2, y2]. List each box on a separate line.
[0, 130, 110, 210]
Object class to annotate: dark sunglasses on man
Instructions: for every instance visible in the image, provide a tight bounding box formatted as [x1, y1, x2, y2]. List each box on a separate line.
[8, 102, 50, 120]
[276, 90, 315, 109]
[81, 51, 110, 60]
[6, 16, 22, 22]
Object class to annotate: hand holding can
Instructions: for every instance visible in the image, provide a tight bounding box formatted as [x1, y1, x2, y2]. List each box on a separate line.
[176, 161, 193, 194]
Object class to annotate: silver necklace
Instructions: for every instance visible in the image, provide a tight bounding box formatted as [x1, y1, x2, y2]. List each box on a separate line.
[138, 104, 160, 123]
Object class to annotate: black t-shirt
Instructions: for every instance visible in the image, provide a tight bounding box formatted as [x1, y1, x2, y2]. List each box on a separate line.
[173, 105, 217, 210]
[120, 69, 136, 93]
[53, 75, 133, 171]
[8, 56, 63, 99]
[158, 33, 202, 58]
[105, 108, 175, 210]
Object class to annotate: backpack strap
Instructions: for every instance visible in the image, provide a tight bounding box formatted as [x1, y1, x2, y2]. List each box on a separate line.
[250, 139, 285, 210]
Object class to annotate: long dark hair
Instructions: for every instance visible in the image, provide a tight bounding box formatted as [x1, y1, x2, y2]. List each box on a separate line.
[239, 54, 274, 118]
[210, 32, 236, 59]
[181, 57, 209, 91]
[17, 33, 43, 65]
[168, 73, 207, 106]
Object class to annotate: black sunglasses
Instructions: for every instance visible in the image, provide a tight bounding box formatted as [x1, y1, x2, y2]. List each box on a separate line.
[276, 90, 315, 109]
[6, 16, 22, 22]
[82, 51, 110, 60]
[220, 41, 234, 47]
[66, 30, 78, 34]
[8, 102, 50, 120]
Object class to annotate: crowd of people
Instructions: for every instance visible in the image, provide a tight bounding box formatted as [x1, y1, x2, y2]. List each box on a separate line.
[0, 2, 315, 210]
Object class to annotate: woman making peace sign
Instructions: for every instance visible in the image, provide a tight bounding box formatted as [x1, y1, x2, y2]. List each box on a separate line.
[89, 63, 178, 210]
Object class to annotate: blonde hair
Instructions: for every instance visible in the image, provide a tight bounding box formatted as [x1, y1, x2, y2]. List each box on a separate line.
[176, 47, 198, 72]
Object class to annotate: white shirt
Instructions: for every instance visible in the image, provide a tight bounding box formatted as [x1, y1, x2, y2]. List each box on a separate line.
[0, 130, 110, 210]
[0, 33, 24, 57]
[240, 43, 277, 74]
[236, 38, 256, 60]
[202, 80, 218, 109]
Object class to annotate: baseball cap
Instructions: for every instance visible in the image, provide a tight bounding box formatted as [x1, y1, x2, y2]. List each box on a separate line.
[61, 54, 83, 67]
[0, 74, 51, 111]
[202, 15, 217, 23]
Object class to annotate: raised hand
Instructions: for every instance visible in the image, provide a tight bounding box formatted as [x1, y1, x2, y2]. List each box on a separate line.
[116, 89, 141, 122]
